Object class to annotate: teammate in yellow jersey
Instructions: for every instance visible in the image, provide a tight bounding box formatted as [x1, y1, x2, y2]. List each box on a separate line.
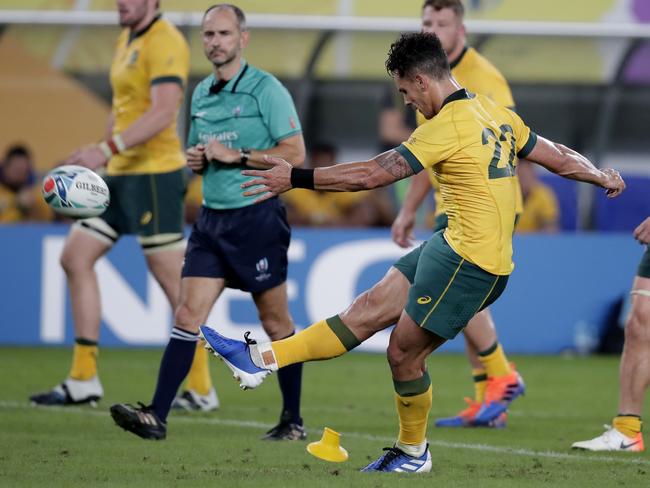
[391, 0, 525, 427]
[30, 0, 218, 413]
[200, 32, 624, 473]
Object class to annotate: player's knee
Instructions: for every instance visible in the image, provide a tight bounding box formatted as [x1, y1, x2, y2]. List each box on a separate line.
[625, 298, 650, 342]
[59, 247, 90, 276]
[173, 303, 201, 333]
[386, 339, 408, 371]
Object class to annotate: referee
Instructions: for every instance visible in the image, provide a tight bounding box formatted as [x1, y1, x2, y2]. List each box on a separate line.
[110, 3, 307, 441]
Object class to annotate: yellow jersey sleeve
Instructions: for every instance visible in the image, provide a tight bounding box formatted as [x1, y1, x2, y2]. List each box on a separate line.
[505, 108, 538, 159]
[397, 117, 459, 173]
[145, 28, 189, 86]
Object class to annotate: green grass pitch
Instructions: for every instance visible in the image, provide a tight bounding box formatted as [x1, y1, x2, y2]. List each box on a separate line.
[1, 347, 649, 487]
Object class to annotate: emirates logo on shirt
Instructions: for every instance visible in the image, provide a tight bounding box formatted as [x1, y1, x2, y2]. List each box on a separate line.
[289, 117, 296, 129]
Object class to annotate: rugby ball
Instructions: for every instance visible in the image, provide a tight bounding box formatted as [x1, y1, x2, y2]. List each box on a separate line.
[42, 165, 110, 218]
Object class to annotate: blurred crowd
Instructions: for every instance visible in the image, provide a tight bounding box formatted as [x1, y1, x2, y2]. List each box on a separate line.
[1, 139, 559, 232]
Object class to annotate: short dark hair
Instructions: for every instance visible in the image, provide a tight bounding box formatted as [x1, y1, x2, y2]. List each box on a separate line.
[203, 4, 247, 31]
[422, 0, 465, 19]
[4, 144, 31, 161]
[385, 32, 450, 80]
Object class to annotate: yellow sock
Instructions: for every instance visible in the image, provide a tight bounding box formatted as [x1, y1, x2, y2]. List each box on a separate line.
[394, 376, 432, 448]
[69, 341, 98, 380]
[614, 415, 642, 438]
[472, 368, 488, 403]
[186, 343, 213, 396]
[478, 342, 511, 378]
[270, 316, 359, 368]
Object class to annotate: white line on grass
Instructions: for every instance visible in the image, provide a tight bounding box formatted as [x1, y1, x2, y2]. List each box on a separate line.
[2, 400, 649, 467]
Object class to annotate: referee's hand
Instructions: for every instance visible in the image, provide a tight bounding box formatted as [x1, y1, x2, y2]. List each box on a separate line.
[241, 156, 292, 203]
[186, 144, 206, 174]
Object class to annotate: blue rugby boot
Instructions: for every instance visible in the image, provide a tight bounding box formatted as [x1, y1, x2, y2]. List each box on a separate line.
[361, 445, 432, 473]
[474, 370, 525, 426]
[199, 326, 271, 390]
[434, 397, 507, 428]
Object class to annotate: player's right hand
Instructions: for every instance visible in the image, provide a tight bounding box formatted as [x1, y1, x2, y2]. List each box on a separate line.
[186, 144, 206, 174]
[634, 217, 650, 245]
[391, 209, 416, 248]
[601, 168, 625, 198]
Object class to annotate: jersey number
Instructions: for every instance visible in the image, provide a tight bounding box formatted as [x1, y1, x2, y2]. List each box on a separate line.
[482, 124, 516, 179]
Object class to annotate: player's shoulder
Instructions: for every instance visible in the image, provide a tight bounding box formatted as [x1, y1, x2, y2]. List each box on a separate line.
[464, 47, 507, 80]
[148, 17, 189, 48]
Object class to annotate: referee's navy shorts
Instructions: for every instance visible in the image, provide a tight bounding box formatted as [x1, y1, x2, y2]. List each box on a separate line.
[182, 197, 290, 293]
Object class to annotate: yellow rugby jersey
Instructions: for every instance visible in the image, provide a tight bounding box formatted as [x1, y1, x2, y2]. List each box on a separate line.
[416, 47, 521, 216]
[397, 89, 537, 275]
[108, 16, 189, 175]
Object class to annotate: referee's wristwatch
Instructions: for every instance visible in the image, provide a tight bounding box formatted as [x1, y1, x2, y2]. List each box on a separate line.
[239, 148, 251, 164]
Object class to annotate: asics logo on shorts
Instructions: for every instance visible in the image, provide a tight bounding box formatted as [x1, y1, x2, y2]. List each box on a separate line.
[417, 296, 432, 304]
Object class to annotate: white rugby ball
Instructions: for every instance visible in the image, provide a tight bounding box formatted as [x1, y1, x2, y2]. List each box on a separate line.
[42, 165, 110, 218]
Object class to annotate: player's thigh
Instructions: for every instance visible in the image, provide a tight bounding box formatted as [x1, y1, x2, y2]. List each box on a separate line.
[175, 277, 225, 332]
[252, 282, 293, 340]
[107, 169, 186, 251]
[405, 232, 508, 341]
[145, 246, 185, 309]
[340, 266, 410, 338]
[60, 225, 113, 271]
[137, 169, 186, 253]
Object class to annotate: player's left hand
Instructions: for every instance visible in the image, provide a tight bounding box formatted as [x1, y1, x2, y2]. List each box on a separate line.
[634, 217, 650, 245]
[204, 139, 240, 164]
[241, 156, 292, 203]
[65, 144, 108, 170]
[601, 168, 625, 198]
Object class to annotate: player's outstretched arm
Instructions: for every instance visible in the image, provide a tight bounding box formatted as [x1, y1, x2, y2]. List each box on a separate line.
[241, 149, 414, 203]
[526, 135, 625, 198]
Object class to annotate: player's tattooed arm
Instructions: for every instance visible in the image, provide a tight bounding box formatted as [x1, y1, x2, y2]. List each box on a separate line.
[310, 149, 415, 192]
[241, 149, 416, 201]
[374, 149, 415, 181]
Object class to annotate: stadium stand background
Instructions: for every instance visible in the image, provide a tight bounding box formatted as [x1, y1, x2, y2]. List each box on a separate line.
[1, 0, 649, 231]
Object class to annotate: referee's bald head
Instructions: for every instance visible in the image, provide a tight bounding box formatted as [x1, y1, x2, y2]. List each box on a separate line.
[203, 4, 247, 32]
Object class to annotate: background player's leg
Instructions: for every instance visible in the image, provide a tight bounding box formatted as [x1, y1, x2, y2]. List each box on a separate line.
[61, 227, 113, 344]
[253, 282, 305, 440]
[616, 276, 650, 437]
[572, 276, 650, 452]
[30, 226, 113, 406]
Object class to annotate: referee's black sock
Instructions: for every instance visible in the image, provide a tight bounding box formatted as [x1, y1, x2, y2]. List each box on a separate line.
[276, 332, 303, 425]
[151, 327, 199, 423]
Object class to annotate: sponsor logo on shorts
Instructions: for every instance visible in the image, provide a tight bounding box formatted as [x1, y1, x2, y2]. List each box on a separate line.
[255, 257, 271, 282]
[417, 296, 432, 305]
